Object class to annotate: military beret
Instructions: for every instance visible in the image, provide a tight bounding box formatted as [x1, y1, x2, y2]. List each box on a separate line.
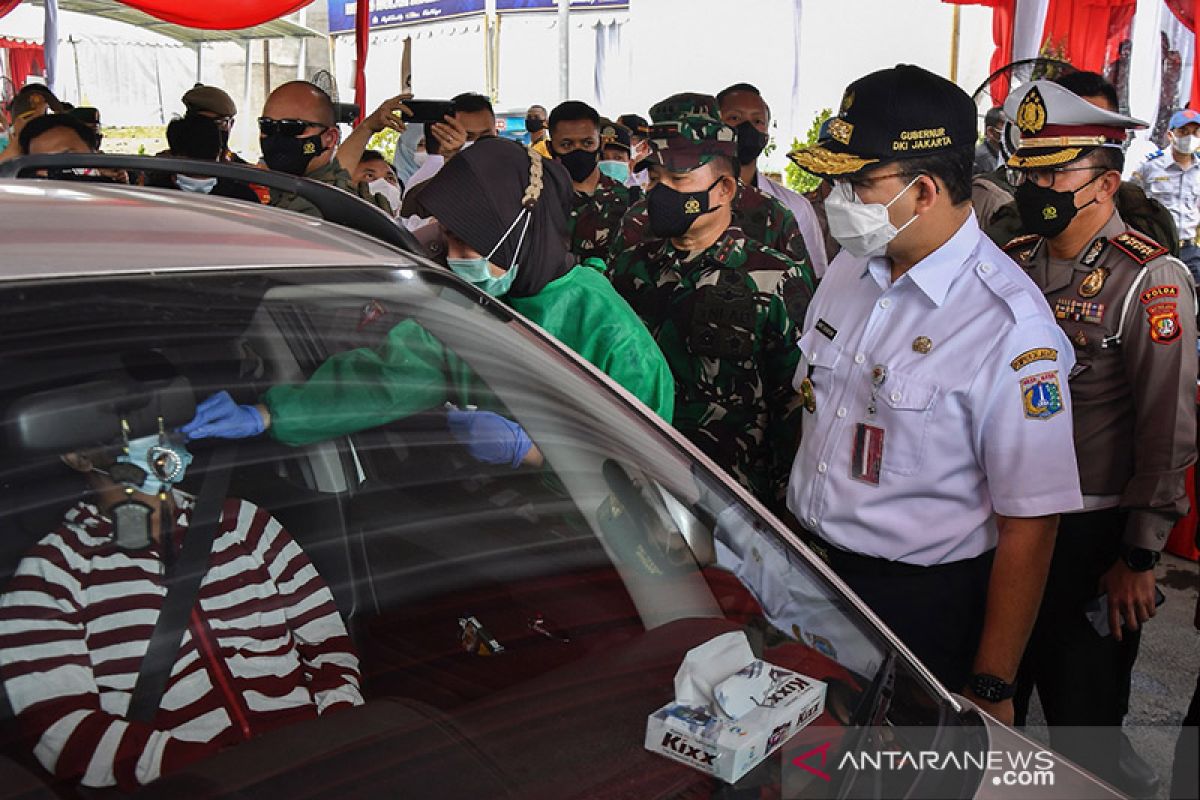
[649, 93, 720, 124]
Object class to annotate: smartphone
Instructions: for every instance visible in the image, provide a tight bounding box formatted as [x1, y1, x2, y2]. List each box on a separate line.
[403, 99, 455, 125]
[1084, 587, 1167, 637]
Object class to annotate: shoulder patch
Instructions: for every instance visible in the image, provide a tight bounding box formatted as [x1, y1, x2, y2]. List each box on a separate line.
[1111, 230, 1169, 265]
[1010, 347, 1058, 371]
[1021, 371, 1064, 420]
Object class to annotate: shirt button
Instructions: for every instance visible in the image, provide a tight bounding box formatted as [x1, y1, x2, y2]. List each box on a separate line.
[836, 407, 847, 418]
[879, 299, 891, 309]
[854, 353, 866, 364]
[817, 462, 828, 474]
[979, 263, 992, 273]
[890, 390, 902, 402]
[807, 517, 818, 528]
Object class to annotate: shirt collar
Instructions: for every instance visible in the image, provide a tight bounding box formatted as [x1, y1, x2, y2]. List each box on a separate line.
[861, 213, 981, 306]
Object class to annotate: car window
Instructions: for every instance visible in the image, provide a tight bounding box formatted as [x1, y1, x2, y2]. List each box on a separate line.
[0, 267, 977, 798]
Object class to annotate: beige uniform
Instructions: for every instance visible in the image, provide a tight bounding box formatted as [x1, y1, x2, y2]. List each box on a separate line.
[1005, 211, 1198, 550]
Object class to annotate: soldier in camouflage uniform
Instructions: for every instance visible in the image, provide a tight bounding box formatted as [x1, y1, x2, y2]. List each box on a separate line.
[608, 114, 815, 513]
[610, 93, 811, 267]
[546, 100, 636, 264]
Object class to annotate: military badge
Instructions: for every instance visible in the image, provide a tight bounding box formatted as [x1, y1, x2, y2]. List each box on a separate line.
[1054, 298, 1104, 325]
[1016, 86, 1048, 135]
[1072, 330, 1089, 347]
[1078, 266, 1108, 298]
[1020, 371, 1063, 420]
[828, 118, 853, 145]
[1147, 302, 1182, 344]
[1081, 237, 1107, 267]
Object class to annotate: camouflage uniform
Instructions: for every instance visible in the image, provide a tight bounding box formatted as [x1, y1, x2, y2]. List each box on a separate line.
[611, 91, 811, 266]
[606, 101, 816, 510]
[568, 173, 636, 263]
[610, 228, 812, 511]
[269, 156, 393, 218]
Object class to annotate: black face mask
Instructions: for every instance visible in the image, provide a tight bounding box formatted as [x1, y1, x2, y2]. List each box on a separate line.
[261, 132, 327, 175]
[1013, 172, 1101, 238]
[735, 121, 767, 166]
[526, 116, 545, 133]
[556, 147, 600, 184]
[647, 178, 723, 239]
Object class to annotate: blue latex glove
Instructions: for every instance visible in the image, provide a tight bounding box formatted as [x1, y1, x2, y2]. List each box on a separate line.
[446, 408, 533, 468]
[180, 391, 266, 440]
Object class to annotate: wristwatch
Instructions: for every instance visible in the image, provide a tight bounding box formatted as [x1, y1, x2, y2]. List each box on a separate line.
[1122, 546, 1161, 572]
[969, 673, 1016, 703]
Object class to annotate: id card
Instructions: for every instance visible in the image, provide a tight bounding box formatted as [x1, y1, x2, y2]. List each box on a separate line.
[851, 423, 885, 485]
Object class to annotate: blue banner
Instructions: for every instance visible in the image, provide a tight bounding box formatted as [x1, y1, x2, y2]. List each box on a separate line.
[328, 0, 485, 35]
[328, 0, 628, 34]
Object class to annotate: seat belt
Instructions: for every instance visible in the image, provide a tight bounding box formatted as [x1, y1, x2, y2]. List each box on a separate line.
[126, 444, 237, 723]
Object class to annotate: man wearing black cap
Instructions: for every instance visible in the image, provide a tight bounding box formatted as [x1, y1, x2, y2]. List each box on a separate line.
[1002, 80, 1197, 797]
[547, 101, 635, 264]
[609, 113, 814, 514]
[787, 65, 1082, 724]
[182, 83, 243, 164]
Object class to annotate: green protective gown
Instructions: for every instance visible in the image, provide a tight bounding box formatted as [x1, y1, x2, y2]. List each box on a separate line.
[264, 265, 674, 447]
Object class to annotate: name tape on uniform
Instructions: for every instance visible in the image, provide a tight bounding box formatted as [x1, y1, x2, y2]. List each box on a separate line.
[1010, 348, 1058, 372]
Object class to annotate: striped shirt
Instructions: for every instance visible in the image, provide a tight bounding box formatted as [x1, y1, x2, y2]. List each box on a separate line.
[0, 492, 362, 789]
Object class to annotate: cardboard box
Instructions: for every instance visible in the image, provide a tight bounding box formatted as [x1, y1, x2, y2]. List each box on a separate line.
[644, 662, 826, 783]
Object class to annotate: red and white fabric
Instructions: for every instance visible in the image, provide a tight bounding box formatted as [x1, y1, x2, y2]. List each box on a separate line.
[0, 493, 362, 790]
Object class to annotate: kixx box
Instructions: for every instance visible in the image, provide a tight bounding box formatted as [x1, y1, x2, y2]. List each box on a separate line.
[644, 663, 826, 783]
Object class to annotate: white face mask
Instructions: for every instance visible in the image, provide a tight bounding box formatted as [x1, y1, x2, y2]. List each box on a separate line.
[368, 177, 403, 217]
[413, 151, 428, 167]
[1172, 133, 1198, 155]
[175, 174, 217, 194]
[825, 175, 922, 258]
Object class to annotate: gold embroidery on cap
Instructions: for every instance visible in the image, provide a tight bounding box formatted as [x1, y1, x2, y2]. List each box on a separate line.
[828, 118, 853, 145]
[1007, 148, 1084, 169]
[1017, 86, 1048, 135]
[840, 90, 855, 114]
[892, 127, 951, 152]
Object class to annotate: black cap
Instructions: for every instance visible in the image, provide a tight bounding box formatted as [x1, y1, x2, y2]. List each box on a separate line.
[789, 64, 976, 178]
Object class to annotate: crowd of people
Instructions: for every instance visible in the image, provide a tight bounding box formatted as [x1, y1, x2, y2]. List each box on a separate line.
[0, 60, 1198, 798]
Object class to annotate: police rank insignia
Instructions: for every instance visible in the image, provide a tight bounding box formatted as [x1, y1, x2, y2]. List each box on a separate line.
[1081, 238, 1107, 267]
[1021, 371, 1063, 420]
[1054, 298, 1104, 324]
[1146, 302, 1182, 344]
[1078, 266, 1108, 298]
[1016, 86, 1048, 135]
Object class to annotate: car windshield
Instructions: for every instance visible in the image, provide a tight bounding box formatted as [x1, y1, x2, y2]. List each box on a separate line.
[0, 265, 979, 798]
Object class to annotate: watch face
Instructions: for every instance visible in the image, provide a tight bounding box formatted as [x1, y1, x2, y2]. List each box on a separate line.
[971, 673, 1012, 702]
[1125, 548, 1160, 571]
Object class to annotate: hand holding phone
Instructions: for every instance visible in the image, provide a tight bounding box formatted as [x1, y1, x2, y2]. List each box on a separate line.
[403, 100, 456, 125]
[1085, 587, 1166, 638]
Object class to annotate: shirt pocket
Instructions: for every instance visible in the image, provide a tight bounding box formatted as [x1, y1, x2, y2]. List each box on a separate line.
[875, 370, 940, 476]
[796, 328, 842, 391]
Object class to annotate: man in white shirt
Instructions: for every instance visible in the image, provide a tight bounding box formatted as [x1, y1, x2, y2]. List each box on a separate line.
[786, 64, 1082, 724]
[716, 83, 829, 278]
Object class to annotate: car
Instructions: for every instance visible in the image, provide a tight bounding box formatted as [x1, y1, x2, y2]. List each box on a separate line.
[0, 165, 1123, 799]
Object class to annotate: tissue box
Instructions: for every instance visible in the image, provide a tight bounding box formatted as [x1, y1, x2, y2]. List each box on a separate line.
[644, 661, 826, 783]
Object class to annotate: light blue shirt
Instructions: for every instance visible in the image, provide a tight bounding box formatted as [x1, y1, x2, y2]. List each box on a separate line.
[787, 214, 1082, 566]
[1133, 150, 1200, 240]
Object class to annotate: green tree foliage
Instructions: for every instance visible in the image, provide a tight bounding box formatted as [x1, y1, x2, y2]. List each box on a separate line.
[784, 107, 833, 195]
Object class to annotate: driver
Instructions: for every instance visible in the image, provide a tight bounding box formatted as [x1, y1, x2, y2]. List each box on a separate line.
[0, 431, 362, 790]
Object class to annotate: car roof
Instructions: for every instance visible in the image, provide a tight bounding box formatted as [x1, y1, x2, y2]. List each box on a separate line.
[0, 179, 418, 282]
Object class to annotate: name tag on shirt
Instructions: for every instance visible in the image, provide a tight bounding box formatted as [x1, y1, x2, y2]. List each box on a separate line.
[851, 423, 885, 485]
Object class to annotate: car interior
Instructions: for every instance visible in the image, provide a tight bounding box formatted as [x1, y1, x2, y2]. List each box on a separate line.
[0, 266, 983, 800]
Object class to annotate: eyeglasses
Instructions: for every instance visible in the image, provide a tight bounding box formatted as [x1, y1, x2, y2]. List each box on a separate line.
[1011, 165, 1105, 189]
[844, 171, 911, 190]
[258, 117, 328, 137]
[211, 115, 234, 131]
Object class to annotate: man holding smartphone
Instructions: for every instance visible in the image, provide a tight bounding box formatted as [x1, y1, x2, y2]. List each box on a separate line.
[1001, 80, 1197, 798]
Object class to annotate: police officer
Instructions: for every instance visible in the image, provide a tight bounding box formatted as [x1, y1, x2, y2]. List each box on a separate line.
[547, 100, 636, 265]
[611, 93, 812, 268]
[1132, 108, 1200, 284]
[1002, 80, 1197, 798]
[786, 65, 1082, 724]
[608, 112, 815, 515]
